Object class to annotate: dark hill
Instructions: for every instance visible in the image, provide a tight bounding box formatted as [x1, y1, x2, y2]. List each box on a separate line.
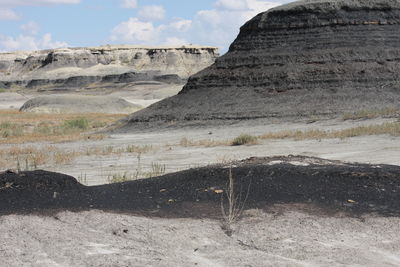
[119, 0, 400, 130]
[1, 156, 400, 217]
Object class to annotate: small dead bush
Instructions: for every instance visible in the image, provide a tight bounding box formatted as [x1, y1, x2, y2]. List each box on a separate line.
[231, 134, 258, 146]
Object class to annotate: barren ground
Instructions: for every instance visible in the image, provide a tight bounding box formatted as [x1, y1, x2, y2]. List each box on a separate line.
[0, 88, 399, 266]
[1, 207, 400, 266]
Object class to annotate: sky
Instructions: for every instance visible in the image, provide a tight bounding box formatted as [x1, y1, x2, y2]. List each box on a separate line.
[0, 0, 293, 54]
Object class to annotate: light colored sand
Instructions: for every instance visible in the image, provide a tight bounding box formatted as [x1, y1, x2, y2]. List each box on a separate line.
[1, 117, 397, 185]
[0, 92, 31, 109]
[1, 206, 400, 266]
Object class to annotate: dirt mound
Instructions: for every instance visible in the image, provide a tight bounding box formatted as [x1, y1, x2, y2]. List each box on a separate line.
[1, 156, 400, 217]
[20, 95, 142, 114]
[119, 0, 400, 130]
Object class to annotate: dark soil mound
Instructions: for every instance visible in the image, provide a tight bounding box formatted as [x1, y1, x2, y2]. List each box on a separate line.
[119, 0, 400, 130]
[1, 156, 400, 217]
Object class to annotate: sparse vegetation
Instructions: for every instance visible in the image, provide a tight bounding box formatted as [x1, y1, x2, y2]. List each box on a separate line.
[342, 108, 399, 120]
[107, 172, 133, 183]
[78, 173, 88, 185]
[63, 118, 89, 130]
[221, 167, 250, 236]
[179, 137, 229, 147]
[259, 122, 400, 140]
[0, 143, 157, 171]
[0, 110, 124, 143]
[231, 134, 258, 146]
[0, 88, 6, 93]
[144, 162, 166, 178]
[106, 153, 166, 184]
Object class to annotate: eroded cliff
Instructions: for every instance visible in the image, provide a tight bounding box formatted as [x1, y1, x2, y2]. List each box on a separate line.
[0, 45, 218, 90]
[122, 0, 400, 128]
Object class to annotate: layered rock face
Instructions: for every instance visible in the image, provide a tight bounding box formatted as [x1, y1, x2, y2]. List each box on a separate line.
[124, 0, 400, 126]
[19, 95, 141, 114]
[0, 45, 218, 90]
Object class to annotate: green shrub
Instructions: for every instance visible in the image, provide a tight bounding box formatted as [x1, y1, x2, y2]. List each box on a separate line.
[63, 118, 89, 130]
[0, 122, 23, 138]
[231, 134, 258, 146]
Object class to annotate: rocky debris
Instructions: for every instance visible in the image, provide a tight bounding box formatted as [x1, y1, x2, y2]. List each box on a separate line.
[121, 0, 400, 129]
[1, 156, 400, 217]
[19, 95, 142, 114]
[0, 45, 218, 91]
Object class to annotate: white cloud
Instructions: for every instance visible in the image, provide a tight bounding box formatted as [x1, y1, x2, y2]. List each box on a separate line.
[110, 0, 283, 52]
[111, 18, 157, 43]
[0, 0, 80, 21]
[0, 33, 68, 52]
[0, 0, 80, 7]
[111, 17, 192, 45]
[0, 8, 18, 20]
[120, 0, 137, 9]
[163, 37, 188, 46]
[215, 0, 249, 11]
[138, 5, 166, 21]
[20, 21, 40, 35]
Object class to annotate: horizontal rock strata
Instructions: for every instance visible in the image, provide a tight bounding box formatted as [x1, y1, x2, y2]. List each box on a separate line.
[122, 0, 400, 127]
[19, 95, 141, 114]
[0, 45, 218, 90]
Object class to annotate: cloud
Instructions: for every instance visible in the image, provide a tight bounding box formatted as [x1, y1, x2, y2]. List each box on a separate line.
[0, 0, 80, 7]
[0, 33, 68, 52]
[111, 17, 192, 45]
[163, 37, 188, 46]
[110, 0, 281, 52]
[0, 0, 80, 21]
[111, 18, 157, 43]
[120, 0, 137, 9]
[214, 0, 249, 11]
[138, 5, 166, 21]
[20, 21, 40, 35]
[0, 8, 18, 20]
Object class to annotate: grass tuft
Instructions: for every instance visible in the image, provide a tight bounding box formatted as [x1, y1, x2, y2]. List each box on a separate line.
[342, 108, 399, 120]
[0, 110, 124, 144]
[63, 118, 89, 130]
[231, 134, 258, 146]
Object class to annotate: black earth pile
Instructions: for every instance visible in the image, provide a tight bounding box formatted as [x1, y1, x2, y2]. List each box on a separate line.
[1, 156, 400, 217]
[120, 0, 400, 129]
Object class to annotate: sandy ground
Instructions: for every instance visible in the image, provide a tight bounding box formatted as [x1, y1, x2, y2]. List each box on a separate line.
[0, 89, 399, 186]
[1, 117, 394, 185]
[0, 83, 182, 111]
[1, 206, 400, 266]
[1, 87, 400, 266]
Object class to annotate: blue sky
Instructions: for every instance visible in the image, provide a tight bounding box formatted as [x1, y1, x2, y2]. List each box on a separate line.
[0, 0, 293, 53]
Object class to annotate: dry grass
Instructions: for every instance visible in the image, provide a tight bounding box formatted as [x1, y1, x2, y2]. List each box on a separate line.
[0, 143, 157, 171]
[0, 110, 124, 144]
[177, 122, 400, 149]
[231, 134, 258, 146]
[259, 122, 400, 140]
[221, 167, 251, 236]
[342, 107, 399, 120]
[179, 137, 230, 147]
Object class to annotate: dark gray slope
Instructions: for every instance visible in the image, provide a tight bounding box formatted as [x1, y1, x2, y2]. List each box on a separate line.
[120, 0, 400, 130]
[1, 156, 400, 217]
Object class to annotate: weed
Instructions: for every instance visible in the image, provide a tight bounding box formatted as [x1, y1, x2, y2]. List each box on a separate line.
[144, 162, 166, 178]
[259, 122, 400, 140]
[343, 107, 399, 120]
[63, 118, 89, 130]
[78, 173, 88, 185]
[0, 110, 122, 144]
[179, 137, 229, 147]
[107, 172, 132, 183]
[231, 134, 258, 146]
[221, 167, 251, 236]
